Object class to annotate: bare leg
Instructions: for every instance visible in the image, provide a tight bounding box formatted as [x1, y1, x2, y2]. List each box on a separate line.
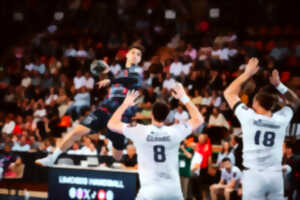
[224, 188, 233, 200]
[112, 148, 123, 161]
[210, 184, 218, 200]
[58, 124, 90, 151]
[35, 124, 90, 166]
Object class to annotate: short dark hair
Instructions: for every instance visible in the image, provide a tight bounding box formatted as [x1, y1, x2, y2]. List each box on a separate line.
[129, 43, 145, 54]
[222, 157, 231, 163]
[254, 92, 278, 111]
[152, 101, 170, 122]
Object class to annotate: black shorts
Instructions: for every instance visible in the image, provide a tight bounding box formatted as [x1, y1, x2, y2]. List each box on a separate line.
[80, 108, 126, 150]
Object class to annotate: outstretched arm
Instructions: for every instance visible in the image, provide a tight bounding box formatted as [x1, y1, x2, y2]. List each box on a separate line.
[270, 69, 300, 110]
[171, 83, 204, 131]
[107, 91, 139, 134]
[224, 58, 259, 109]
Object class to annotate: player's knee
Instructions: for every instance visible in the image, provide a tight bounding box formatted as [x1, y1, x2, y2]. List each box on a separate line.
[73, 125, 90, 138]
[210, 184, 216, 192]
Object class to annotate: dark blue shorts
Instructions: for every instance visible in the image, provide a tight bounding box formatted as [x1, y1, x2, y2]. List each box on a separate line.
[80, 98, 137, 150]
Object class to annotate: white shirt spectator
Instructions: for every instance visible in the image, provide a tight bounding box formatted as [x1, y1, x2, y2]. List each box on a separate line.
[12, 142, 31, 152]
[2, 121, 16, 135]
[170, 61, 184, 77]
[201, 97, 212, 106]
[64, 48, 77, 57]
[21, 77, 31, 88]
[213, 97, 222, 107]
[174, 110, 189, 123]
[77, 50, 88, 58]
[83, 77, 95, 90]
[110, 64, 121, 76]
[33, 63, 46, 74]
[228, 48, 238, 57]
[182, 63, 193, 75]
[45, 94, 58, 105]
[67, 149, 82, 155]
[221, 166, 242, 189]
[34, 108, 47, 119]
[220, 48, 230, 60]
[80, 146, 97, 155]
[208, 113, 230, 129]
[73, 76, 85, 90]
[162, 78, 176, 91]
[184, 49, 197, 60]
[25, 63, 35, 71]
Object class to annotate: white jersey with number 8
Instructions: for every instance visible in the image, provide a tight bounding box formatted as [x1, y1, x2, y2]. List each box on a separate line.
[122, 122, 192, 200]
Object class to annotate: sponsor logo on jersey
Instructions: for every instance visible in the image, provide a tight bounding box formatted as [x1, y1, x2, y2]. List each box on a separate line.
[253, 119, 280, 129]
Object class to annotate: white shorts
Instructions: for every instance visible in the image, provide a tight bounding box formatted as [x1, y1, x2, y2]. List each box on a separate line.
[242, 169, 283, 200]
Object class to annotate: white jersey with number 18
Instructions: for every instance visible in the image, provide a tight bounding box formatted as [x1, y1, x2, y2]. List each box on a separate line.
[234, 102, 294, 170]
[122, 122, 192, 200]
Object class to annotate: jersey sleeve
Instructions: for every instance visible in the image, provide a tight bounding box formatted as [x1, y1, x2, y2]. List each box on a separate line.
[274, 106, 294, 122]
[233, 101, 256, 124]
[122, 123, 145, 143]
[171, 122, 193, 142]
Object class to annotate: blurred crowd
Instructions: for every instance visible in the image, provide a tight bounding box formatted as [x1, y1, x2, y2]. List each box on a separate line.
[0, 1, 300, 199]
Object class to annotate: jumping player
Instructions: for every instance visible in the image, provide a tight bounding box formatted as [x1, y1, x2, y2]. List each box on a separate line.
[35, 44, 144, 166]
[107, 83, 204, 200]
[224, 58, 299, 200]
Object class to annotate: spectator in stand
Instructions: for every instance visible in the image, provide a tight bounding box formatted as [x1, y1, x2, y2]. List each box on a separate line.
[216, 140, 235, 167]
[170, 56, 184, 78]
[230, 134, 243, 170]
[192, 133, 212, 200]
[179, 140, 194, 200]
[191, 89, 202, 105]
[45, 87, 58, 105]
[2, 114, 16, 136]
[174, 104, 189, 124]
[67, 142, 82, 155]
[66, 86, 90, 121]
[82, 71, 94, 91]
[162, 72, 176, 92]
[184, 43, 198, 61]
[0, 144, 17, 179]
[73, 70, 85, 90]
[12, 135, 31, 152]
[208, 107, 230, 130]
[282, 143, 300, 200]
[80, 136, 97, 155]
[120, 144, 138, 170]
[210, 158, 242, 200]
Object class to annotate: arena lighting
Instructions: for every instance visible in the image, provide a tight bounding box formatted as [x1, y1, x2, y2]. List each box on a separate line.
[209, 8, 220, 19]
[13, 12, 24, 22]
[54, 11, 64, 21]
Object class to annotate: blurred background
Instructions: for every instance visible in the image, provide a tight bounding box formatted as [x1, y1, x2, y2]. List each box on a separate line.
[0, 0, 300, 200]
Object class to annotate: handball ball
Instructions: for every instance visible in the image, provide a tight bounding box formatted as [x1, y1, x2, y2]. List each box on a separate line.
[90, 60, 109, 77]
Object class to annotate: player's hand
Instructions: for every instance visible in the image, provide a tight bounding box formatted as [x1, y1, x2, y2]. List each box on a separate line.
[244, 57, 259, 77]
[97, 79, 110, 88]
[123, 90, 139, 107]
[171, 83, 186, 99]
[269, 69, 280, 87]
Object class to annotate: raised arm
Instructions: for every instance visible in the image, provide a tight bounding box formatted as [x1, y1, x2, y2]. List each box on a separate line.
[270, 69, 300, 110]
[171, 83, 204, 131]
[107, 90, 139, 134]
[224, 58, 259, 109]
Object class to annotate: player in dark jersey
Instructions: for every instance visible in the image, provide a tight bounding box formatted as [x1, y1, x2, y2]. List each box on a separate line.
[35, 44, 144, 166]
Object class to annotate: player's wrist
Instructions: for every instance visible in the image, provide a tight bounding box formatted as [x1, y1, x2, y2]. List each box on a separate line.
[180, 94, 190, 105]
[276, 82, 288, 94]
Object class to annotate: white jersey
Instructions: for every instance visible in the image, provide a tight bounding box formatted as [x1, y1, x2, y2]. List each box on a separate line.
[122, 122, 192, 200]
[234, 102, 294, 170]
